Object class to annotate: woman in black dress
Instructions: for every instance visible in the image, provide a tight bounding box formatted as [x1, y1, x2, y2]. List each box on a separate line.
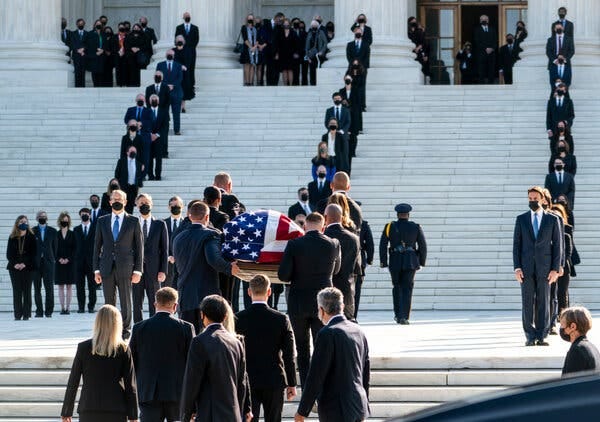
[346, 59, 367, 111]
[240, 14, 258, 86]
[124, 23, 148, 87]
[101, 26, 117, 87]
[62, 305, 138, 422]
[174, 35, 195, 112]
[101, 178, 121, 214]
[56, 212, 76, 315]
[6, 215, 37, 321]
[274, 19, 299, 85]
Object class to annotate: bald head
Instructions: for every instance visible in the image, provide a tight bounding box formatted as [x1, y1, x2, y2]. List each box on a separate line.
[324, 203, 343, 224]
[331, 172, 350, 192]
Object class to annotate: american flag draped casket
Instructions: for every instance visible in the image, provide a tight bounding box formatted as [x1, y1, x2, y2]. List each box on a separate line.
[221, 210, 304, 283]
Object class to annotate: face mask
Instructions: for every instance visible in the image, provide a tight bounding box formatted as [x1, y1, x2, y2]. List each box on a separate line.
[345, 79, 351, 85]
[248, 20, 254, 25]
[112, 202, 124, 211]
[558, 146, 566, 153]
[81, 214, 90, 222]
[184, 17, 191, 23]
[139, 204, 151, 215]
[283, 25, 290, 30]
[528, 201, 540, 212]
[355, 33, 362, 39]
[133, 30, 141, 35]
[105, 32, 112, 37]
[558, 127, 565, 132]
[129, 151, 137, 159]
[507, 39, 514, 44]
[559, 14, 566, 19]
[557, 90, 565, 96]
[311, 27, 318, 32]
[300, 193, 309, 202]
[154, 75, 162, 83]
[137, 100, 144, 107]
[481, 21, 488, 26]
[358, 18, 366, 24]
[318, 172, 326, 179]
[329, 125, 338, 131]
[140, 22, 147, 28]
[333, 99, 342, 105]
[171, 206, 182, 215]
[119, 27, 125, 33]
[176, 41, 184, 46]
[110, 183, 119, 190]
[60, 221, 69, 228]
[559, 327, 570, 342]
[299, 26, 305, 31]
[38, 217, 47, 225]
[95, 24, 102, 30]
[128, 125, 138, 132]
[555, 164, 564, 171]
[77, 24, 85, 30]
[293, 22, 299, 29]
[410, 22, 418, 29]
[18, 223, 29, 231]
[151, 100, 158, 107]
[556, 28, 563, 34]
[90, 201, 99, 209]
[319, 148, 326, 153]
[166, 54, 174, 61]
[352, 64, 360, 69]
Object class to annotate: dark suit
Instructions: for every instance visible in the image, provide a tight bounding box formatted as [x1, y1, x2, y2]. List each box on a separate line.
[156, 60, 183, 133]
[473, 25, 497, 84]
[120, 132, 144, 160]
[498, 43, 519, 84]
[350, 24, 373, 47]
[69, 29, 87, 87]
[130, 312, 195, 421]
[61, 339, 138, 420]
[324, 105, 351, 136]
[133, 218, 168, 323]
[145, 82, 171, 111]
[6, 232, 37, 320]
[115, 157, 144, 214]
[147, 106, 169, 179]
[164, 216, 183, 289]
[174, 23, 199, 87]
[546, 34, 575, 69]
[278, 230, 341, 385]
[297, 315, 370, 421]
[546, 96, 575, 130]
[83, 30, 107, 86]
[545, 171, 576, 209]
[207, 206, 232, 303]
[173, 224, 233, 333]
[317, 191, 363, 235]
[552, 19, 574, 39]
[346, 39, 370, 69]
[324, 224, 360, 320]
[32, 225, 58, 317]
[321, 132, 350, 175]
[209, 206, 229, 231]
[73, 223, 96, 312]
[355, 220, 374, 318]
[339, 86, 363, 157]
[513, 210, 561, 342]
[236, 303, 297, 422]
[549, 63, 572, 88]
[93, 213, 144, 338]
[124, 106, 153, 175]
[142, 26, 158, 45]
[288, 202, 311, 221]
[180, 324, 251, 422]
[562, 336, 600, 376]
[308, 179, 332, 210]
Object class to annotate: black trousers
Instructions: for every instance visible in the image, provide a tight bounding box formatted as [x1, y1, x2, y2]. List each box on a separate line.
[556, 271, 571, 319]
[124, 184, 139, 215]
[289, 310, 323, 386]
[79, 412, 127, 422]
[180, 308, 201, 335]
[266, 61, 280, 86]
[250, 388, 284, 422]
[132, 273, 160, 323]
[116, 56, 128, 86]
[502, 67, 513, 84]
[33, 261, 54, 316]
[219, 273, 233, 304]
[165, 261, 178, 289]
[149, 139, 163, 179]
[102, 268, 133, 338]
[308, 60, 318, 85]
[333, 276, 356, 321]
[91, 71, 104, 87]
[354, 273, 364, 318]
[76, 263, 97, 311]
[231, 277, 242, 312]
[73, 57, 86, 87]
[9, 269, 32, 320]
[521, 272, 550, 342]
[391, 270, 416, 320]
[361, 69, 368, 109]
[139, 400, 179, 422]
[477, 52, 496, 84]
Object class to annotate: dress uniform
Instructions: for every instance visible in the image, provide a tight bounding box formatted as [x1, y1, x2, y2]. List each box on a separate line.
[379, 203, 427, 324]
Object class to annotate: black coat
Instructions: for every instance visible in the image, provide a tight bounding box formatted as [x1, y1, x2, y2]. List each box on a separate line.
[219, 190, 246, 220]
[324, 224, 361, 288]
[141, 218, 169, 281]
[83, 30, 107, 73]
[308, 179, 332, 210]
[6, 232, 37, 271]
[175, 23, 200, 49]
[235, 303, 297, 389]
[562, 336, 600, 376]
[115, 157, 144, 188]
[548, 154, 577, 176]
[145, 82, 171, 110]
[339, 86, 363, 133]
[180, 324, 250, 422]
[61, 339, 138, 419]
[209, 206, 229, 231]
[288, 202, 312, 220]
[552, 19, 574, 39]
[545, 35, 575, 69]
[346, 39, 370, 68]
[473, 25, 498, 55]
[32, 225, 58, 274]
[55, 230, 76, 283]
[73, 223, 95, 269]
[379, 219, 427, 272]
[93, 213, 144, 277]
[130, 312, 195, 403]
[324, 105, 351, 135]
[297, 315, 370, 420]
[359, 220, 375, 273]
[120, 133, 144, 159]
[546, 96, 575, 130]
[317, 191, 363, 235]
[498, 43, 519, 73]
[545, 171, 576, 208]
[321, 132, 350, 174]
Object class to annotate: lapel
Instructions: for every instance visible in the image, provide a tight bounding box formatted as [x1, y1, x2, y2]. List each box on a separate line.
[116, 214, 128, 242]
[525, 212, 536, 241]
[537, 211, 550, 239]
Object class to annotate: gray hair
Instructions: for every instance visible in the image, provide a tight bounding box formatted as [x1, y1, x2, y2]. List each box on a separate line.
[317, 287, 343, 315]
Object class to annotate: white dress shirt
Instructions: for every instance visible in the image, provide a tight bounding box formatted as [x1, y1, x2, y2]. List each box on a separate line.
[170, 216, 182, 232]
[127, 157, 136, 185]
[139, 216, 152, 233]
[530, 209, 543, 230]
[555, 170, 564, 183]
[111, 212, 124, 234]
[299, 201, 311, 214]
[328, 132, 336, 157]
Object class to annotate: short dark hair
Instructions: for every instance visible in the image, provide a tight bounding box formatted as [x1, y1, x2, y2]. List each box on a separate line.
[297, 187, 308, 194]
[200, 294, 228, 323]
[89, 194, 99, 201]
[189, 201, 209, 220]
[332, 92, 341, 98]
[558, 7, 567, 13]
[560, 306, 592, 334]
[306, 212, 324, 225]
[79, 208, 91, 215]
[76, 18, 85, 24]
[249, 274, 270, 295]
[156, 287, 178, 306]
[203, 186, 221, 205]
[187, 199, 203, 211]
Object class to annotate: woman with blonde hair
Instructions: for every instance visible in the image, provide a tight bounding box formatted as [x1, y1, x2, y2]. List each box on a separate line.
[6, 215, 37, 320]
[62, 305, 138, 422]
[328, 192, 356, 232]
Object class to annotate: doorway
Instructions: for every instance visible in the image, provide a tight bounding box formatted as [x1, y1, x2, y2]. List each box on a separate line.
[460, 6, 498, 50]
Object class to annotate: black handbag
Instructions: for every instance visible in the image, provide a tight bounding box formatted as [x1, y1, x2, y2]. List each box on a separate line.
[136, 51, 150, 68]
[233, 32, 244, 54]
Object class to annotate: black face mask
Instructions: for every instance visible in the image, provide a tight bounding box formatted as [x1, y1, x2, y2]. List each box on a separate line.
[558, 14, 566, 19]
[355, 33, 362, 39]
[558, 146, 567, 153]
[507, 39, 514, 44]
[481, 21, 489, 26]
[60, 221, 69, 228]
[171, 206, 182, 215]
[318, 172, 327, 179]
[558, 127, 565, 132]
[556, 28, 563, 34]
[155, 75, 162, 83]
[184, 17, 191, 23]
[559, 327, 570, 342]
[129, 126, 138, 132]
[293, 22, 299, 29]
[119, 27, 125, 33]
[329, 125, 338, 131]
[129, 151, 137, 159]
[105, 32, 112, 37]
[528, 201, 541, 212]
[140, 22, 147, 28]
[555, 164, 564, 171]
[110, 183, 119, 190]
[112, 202, 124, 211]
[133, 30, 141, 35]
[410, 22, 418, 28]
[352, 64, 360, 69]
[95, 24, 102, 30]
[358, 18, 366, 24]
[77, 24, 85, 30]
[139, 204, 151, 215]
[345, 79, 352, 85]
[38, 217, 47, 225]
[137, 100, 144, 107]
[300, 193, 309, 202]
[90, 201, 99, 209]
[166, 54, 174, 61]
[557, 90, 565, 96]
[151, 100, 158, 107]
[176, 41, 184, 46]
[333, 99, 342, 106]
[247, 20, 254, 25]
[81, 214, 90, 222]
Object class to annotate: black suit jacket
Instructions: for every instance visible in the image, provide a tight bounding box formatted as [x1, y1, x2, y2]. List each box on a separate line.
[164, 216, 183, 256]
[278, 231, 341, 316]
[324, 106, 351, 134]
[209, 206, 229, 231]
[350, 23, 373, 46]
[141, 218, 169, 280]
[552, 19, 574, 39]
[546, 35, 575, 68]
[142, 26, 158, 45]
[562, 336, 600, 376]
[83, 30, 107, 72]
[120, 133, 144, 159]
[549, 63, 572, 87]
[473, 25, 498, 55]
[73, 223, 95, 269]
[148, 106, 169, 138]
[173, 224, 232, 312]
[124, 106, 153, 135]
[545, 171, 576, 208]
[175, 23, 200, 49]
[321, 132, 350, 174]
[513, 210, 561, 278]
[498, 44, 519, 72]
[130, 312, 195, 403]
[180, 324, 250, 422]
[235, 303, 297, 389]
[317, 191, 363, 235]
[346, 39, 370, 68]
[308, 180, 332, 210]
[297, 315, 370, 420]
[288, 202, 311, 220]
[359, 220, 375, 272]
[325, 224, 361, 284]
[61, 339, 138, 419]
[93, 213, 144, 277]
[32, 225, 58, 273]
[145, 83, 170, 110]
[546, 96, 575, 130]
[115, 157, 144, 188]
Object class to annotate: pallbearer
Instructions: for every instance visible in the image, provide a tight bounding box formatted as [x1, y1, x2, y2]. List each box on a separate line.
[379, 203, 427, 325]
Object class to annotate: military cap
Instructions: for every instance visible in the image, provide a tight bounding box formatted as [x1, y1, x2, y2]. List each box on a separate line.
[394, 203, 412, 213]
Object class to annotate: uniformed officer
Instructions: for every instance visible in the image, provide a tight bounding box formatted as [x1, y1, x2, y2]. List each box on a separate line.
[379, 203, 427, 324]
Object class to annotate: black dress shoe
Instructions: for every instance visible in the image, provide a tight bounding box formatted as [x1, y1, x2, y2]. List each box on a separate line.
[155, 176, 161, 181]
[175, 132, 181, 136]
[23, 317, 29, 321]
[65, 310, 70, 315]
[536, 340, 550, 346]
[77, 309, 85, 314]
[45, 314, 52, 318]
[34, 314, 43, 318]
[60, 310, 67, 315]
[148, 175, 155, 181]
[399, 319, 410, 325]
[88, 309, 96, 313]
[181, 108, 186, 113]
[525, 340, 536, 346]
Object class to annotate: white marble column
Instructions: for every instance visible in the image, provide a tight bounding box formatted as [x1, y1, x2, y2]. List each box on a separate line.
[155, 0, 192, 59]
[0, 0, 70, 86]
[61, 0, 103, 29]
[194, 0, 238, 69]
[325, 0, 420, 84]
[515, 0, 600, 86]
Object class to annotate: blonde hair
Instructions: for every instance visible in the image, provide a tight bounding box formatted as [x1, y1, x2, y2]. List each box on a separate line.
[328, 192, 356, 231]
[92, 305, 127, 357]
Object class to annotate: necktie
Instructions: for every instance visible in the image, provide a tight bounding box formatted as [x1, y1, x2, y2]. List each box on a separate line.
[98, 33, 102, 48]
[559, 173, 563, 184]
[356, 41, 359, 52]
[559, 66, 563, 78]
[335, 107, 339, 121]
[533, 214, 539, 239]
[84, 225, 88, 237]
[143, 219, 148, 242]
[173, 219, 178, 232]
[186, 25, 189, 34]
[112, 216, 120, 241]
[156, 84, 159, 93]
[136, 107, 141, 121]
[558, 36, 562, 54]
[153, 108, 157, 120]
[168, 62, 172, 73]
[319, 180, 323, 191]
